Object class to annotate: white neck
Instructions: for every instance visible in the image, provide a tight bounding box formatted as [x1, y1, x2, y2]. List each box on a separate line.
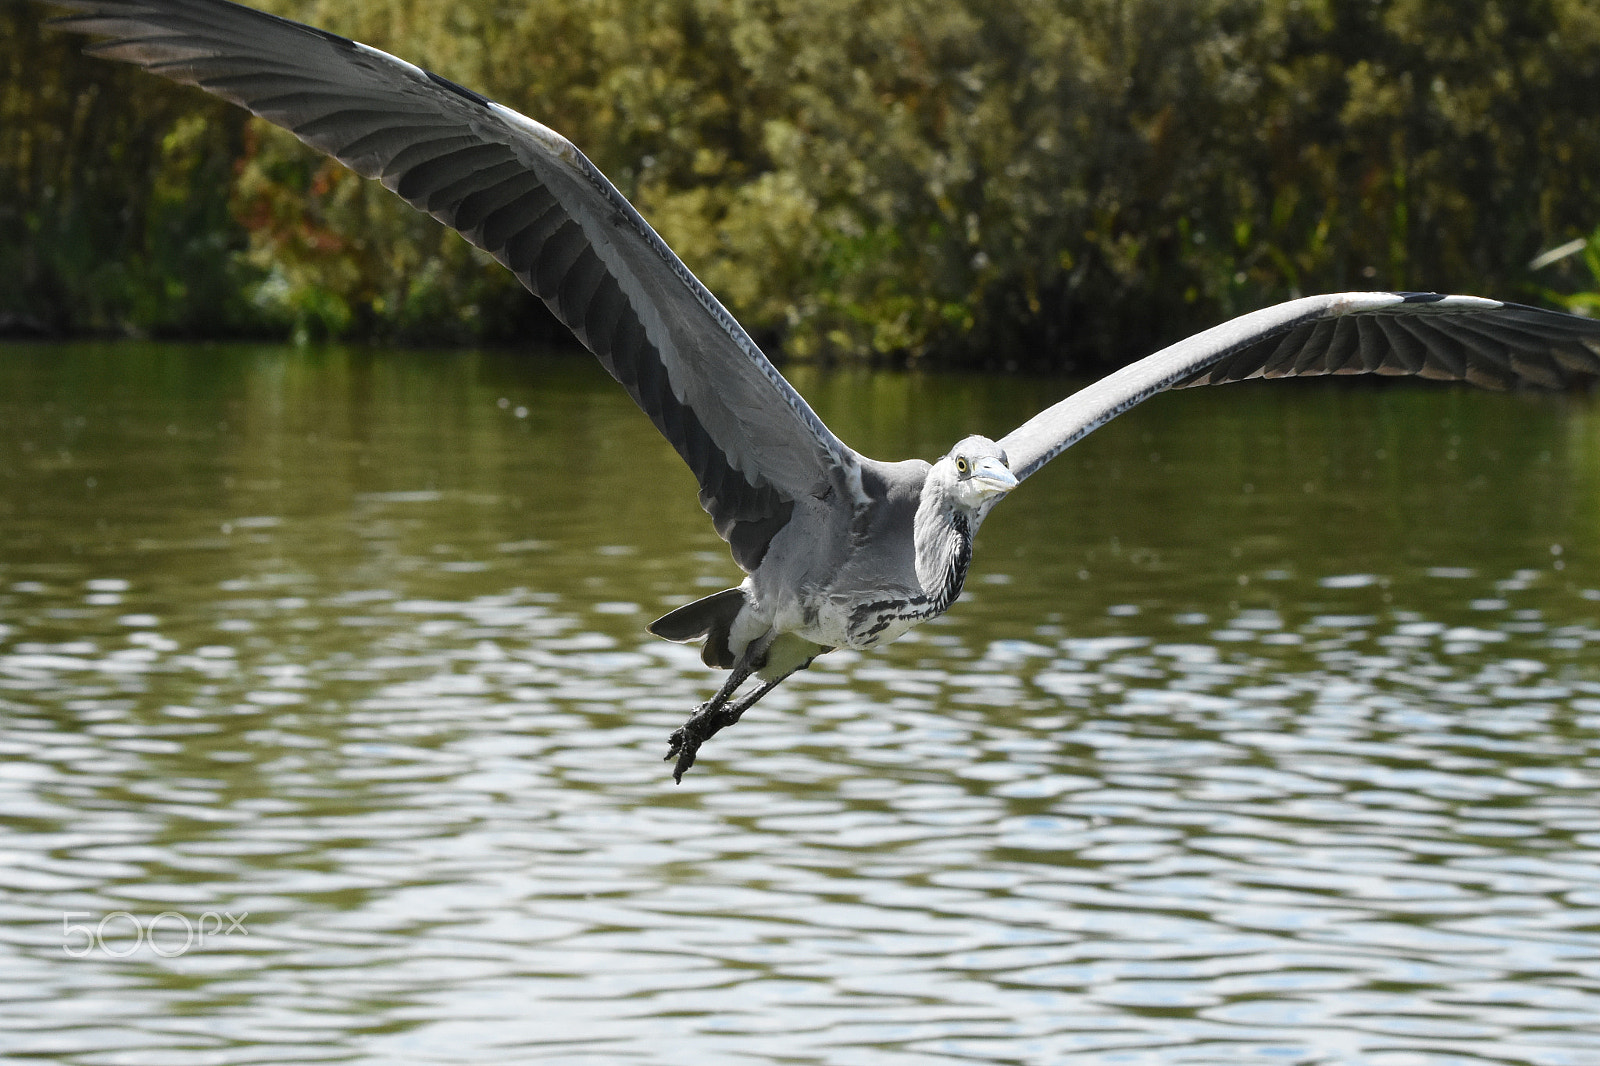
[913, 475, 974, 612]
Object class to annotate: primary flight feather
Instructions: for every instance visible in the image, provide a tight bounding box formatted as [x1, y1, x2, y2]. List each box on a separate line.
[47, 0, 1600, 779]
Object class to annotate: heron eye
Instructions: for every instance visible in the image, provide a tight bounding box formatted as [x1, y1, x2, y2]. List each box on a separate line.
[955, 457, 969, 475]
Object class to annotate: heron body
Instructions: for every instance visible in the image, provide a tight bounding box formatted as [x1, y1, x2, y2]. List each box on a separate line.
[650, 438, 1015, 771]
[48, 0, 1600, 780]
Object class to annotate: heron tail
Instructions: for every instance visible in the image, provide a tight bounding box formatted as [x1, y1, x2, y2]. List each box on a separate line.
[647, 587, 747, 668]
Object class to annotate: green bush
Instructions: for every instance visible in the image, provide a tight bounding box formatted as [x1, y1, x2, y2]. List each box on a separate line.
[5, 0, 1600, 368]
[2, 1, 253, 336]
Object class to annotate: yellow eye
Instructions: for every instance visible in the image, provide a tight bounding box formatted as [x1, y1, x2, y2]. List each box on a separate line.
[955, 457, 969, 475]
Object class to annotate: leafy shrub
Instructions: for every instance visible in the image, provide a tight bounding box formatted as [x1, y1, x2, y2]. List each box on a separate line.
[6, 0, 1600, 368]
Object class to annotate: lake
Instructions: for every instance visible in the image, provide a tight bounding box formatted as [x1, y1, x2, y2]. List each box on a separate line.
[2, 341, 1598, 1064]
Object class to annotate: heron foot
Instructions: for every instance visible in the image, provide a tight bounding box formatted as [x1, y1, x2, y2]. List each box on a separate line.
[664, 701, 741, 783]
[664, 675, 788, 782]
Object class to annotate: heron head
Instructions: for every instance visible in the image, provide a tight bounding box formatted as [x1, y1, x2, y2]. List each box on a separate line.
[940, 435, 1018, 512]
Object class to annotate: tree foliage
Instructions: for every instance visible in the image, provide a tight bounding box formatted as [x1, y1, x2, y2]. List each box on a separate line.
[5, 0, 1600, 368]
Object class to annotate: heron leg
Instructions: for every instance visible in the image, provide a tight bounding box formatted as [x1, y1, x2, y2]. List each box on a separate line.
[665, 667, 795, 783]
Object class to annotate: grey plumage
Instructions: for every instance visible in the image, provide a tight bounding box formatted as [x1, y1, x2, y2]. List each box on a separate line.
[48, 0, 1600, 780]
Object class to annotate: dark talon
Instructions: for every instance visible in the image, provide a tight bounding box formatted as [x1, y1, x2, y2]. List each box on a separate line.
[665, 701, 739, 782]
[664, 704, 710, 782]
[663, 676, 784, 782]
[670, 742, 697, 783]
[664, 727, 696, 783]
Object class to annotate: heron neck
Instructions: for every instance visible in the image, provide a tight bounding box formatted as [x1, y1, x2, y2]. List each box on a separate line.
[913, 491, 973, 614]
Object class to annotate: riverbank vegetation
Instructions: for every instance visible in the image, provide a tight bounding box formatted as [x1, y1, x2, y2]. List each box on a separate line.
[5, 0, 1600, 369]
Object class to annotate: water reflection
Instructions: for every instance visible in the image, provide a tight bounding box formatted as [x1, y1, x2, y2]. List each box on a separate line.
[1, 342, 1598, 1064]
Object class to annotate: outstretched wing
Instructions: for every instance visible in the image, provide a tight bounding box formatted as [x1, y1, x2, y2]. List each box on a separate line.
[999, 292, 1600, 482]
[52, 0, 858, 570]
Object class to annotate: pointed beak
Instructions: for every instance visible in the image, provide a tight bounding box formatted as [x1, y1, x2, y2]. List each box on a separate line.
[970, 455, 1018, 497]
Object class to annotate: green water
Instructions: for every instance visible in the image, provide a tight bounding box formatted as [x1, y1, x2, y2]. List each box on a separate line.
[2, 342, 1599, 1064]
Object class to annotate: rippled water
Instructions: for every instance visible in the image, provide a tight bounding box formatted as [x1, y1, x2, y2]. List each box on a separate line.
[2, 341, 1599, 1064]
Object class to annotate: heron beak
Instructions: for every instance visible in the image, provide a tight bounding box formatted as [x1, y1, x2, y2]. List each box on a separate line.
[970, 455, 1018, 497]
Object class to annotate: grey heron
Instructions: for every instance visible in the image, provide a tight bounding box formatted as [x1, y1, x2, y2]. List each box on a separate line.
[49, 0, 1600, 781]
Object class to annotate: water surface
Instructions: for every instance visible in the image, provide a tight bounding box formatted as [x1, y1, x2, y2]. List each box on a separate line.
[2, 342, 1599, 1064]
